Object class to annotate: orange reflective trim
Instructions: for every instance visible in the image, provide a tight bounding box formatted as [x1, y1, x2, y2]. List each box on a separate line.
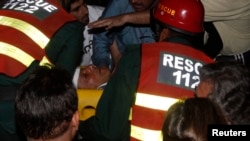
[0, 16, 49, 49]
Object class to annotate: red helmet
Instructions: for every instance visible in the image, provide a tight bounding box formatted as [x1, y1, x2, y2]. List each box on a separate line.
[153, 0, 204, 35]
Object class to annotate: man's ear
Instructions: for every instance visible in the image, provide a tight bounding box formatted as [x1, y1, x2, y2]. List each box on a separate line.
[159, 28, 170, 41]
[71, 111, 80, 131]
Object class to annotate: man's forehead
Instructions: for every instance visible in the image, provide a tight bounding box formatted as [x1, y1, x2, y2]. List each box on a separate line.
[70, 0, 84, 9]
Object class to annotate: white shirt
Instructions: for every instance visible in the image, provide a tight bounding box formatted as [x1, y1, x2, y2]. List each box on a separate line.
[81, 5, 105, 66]
[73, 5, 104, 88]
[202, 0, 250, 55]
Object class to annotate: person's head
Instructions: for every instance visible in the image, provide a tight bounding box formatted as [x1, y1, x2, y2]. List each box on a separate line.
[152, 0, 204, 41]
[129, 0, 156, 12]
[78, 64, 111, 89]
[0, 0, 7, 7]
[55, 0, 71, 9]
[162, 98, 227, 141]
[69, 0, 89, 25]
[196, 61, 250, 124]
[15, 65, 79, 141]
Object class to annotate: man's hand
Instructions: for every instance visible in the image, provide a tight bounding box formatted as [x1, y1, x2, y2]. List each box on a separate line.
[88, 10, 150, 30]
[88, 14, 128, 30]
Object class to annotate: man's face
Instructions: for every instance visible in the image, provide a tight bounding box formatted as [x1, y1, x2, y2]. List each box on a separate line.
[129, 0, 155, 12]
[70, 0, 89, 25]
[78, 65, 111, 89]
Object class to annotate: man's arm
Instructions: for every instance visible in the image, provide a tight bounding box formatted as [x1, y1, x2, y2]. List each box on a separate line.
[91, 0, 131, 67]
[88, 10, 151, 30]
[79, 45, 142, 141]
[201, 0, 250, 21]
[46, 22, 84, 76]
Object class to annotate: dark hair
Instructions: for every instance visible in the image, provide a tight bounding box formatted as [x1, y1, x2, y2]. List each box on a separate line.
[162, 98, 227, 141]
[0, 0, 7, 7]
[199, 61, 250, 124]
[63, 0, 79, 12]
[151, 18, 197, 43]
[15, 65, 78, 139]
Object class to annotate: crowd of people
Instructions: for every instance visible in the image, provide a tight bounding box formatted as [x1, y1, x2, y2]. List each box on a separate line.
[0, 0, 249, 141]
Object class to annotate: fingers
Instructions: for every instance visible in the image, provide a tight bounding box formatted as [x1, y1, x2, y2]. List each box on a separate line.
[88, 20, 115, 31]
[105, 24, 114, 30]
[88, 15, 125, 30]
[88, 20, 108, 29]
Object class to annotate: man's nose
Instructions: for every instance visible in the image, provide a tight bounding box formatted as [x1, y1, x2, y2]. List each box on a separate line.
[88, 64, 97, 71]
[80, 4, 88, 13]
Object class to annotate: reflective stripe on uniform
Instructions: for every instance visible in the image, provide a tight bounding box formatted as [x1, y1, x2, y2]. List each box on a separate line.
[135, 93, 179, 111]
[0, 16, 49, 49]
[0, 42, 52, 67]
[0, 42, 35, 67]
[130, 93, 178, 140]
[131, 125, 162, 141]
[0, 16, 52, 67]
[39, 56, 53, 66]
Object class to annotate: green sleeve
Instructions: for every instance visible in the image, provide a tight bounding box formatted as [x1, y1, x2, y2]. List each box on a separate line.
[46, 21, 84, 76]
[79, 44, 142, 141]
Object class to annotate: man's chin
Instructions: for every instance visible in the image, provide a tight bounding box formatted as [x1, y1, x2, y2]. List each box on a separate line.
[132, 5, 145, 12]
[81, 19, 89, 26]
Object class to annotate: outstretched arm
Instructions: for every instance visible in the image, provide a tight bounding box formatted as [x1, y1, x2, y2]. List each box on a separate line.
[88, 10, 151, 30]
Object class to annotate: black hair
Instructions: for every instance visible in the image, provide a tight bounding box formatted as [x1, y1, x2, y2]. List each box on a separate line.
[163, 98, 227, 141]
[199, 61, 250, 124]
[15, 65, 78, 139]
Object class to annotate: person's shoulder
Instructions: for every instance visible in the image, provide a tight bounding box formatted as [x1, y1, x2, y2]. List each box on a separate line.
[53, 21, 84, 40]
[61, 21, 84, 31]
[102, 0, 133, 16]
[87, 5, 105, 13]
[87, 5, 105, 22]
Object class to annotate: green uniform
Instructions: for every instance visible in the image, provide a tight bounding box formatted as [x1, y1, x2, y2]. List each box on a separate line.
[78, 37, 198, 141]
[79, 44, 140, 141]
[0, 21, 84, 138]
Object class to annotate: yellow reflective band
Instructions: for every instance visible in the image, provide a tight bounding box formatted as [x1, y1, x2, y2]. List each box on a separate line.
[131, 125, 162, 141]
[39, 56, 53, 66]
[0, 42, 34, 67]
[135, 93, 178, 111]
[129, 108, 132, 120]
[0, 16, 49, 49]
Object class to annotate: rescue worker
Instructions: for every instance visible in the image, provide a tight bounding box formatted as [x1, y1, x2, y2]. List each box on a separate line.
[196, 61, 250, 124]
[0, 0, 84, 140]
[89, 0, 250, 67]
[78, 0, 213, 141]
[15, 65, 79, 141]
